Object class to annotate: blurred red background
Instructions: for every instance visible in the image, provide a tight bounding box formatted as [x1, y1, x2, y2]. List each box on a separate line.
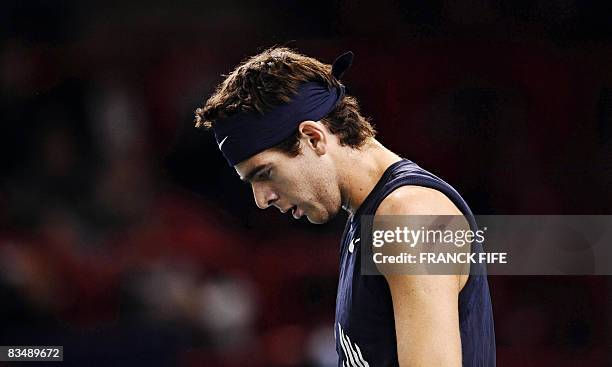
[1, 1, 611, 366]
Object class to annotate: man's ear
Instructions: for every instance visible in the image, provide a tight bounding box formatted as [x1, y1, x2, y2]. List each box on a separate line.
[298, 121, 327, 155]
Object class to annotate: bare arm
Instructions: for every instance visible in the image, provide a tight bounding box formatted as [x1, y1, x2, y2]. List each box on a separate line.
[376, 185, 468, 367]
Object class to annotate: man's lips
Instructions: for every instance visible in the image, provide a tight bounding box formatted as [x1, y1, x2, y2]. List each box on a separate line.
[291, 206, 303, 219]
[279, 205, 303, 219]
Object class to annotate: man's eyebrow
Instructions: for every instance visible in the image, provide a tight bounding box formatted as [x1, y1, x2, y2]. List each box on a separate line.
[241, 163, 272, 183]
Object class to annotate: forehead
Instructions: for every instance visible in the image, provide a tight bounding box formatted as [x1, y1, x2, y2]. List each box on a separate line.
[234, 149, 288, 177]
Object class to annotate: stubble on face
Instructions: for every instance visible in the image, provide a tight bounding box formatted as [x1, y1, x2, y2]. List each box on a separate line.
[237, 148, 343, 224]
[294, 154, 342, 223]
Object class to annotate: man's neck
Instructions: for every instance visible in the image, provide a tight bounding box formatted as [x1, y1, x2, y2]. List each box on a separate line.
[338, 139, 403, 216]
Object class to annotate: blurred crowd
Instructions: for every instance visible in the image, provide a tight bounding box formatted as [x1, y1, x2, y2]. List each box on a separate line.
[1, 1, 611, 366]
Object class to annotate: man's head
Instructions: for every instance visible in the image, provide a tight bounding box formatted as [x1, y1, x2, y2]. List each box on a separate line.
[195, 47, 376, 223]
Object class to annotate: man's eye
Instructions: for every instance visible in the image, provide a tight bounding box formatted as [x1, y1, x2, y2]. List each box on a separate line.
[256, 169, 272, 181]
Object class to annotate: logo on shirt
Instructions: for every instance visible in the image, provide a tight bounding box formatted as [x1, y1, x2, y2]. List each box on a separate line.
[348, 237, 360, 254]
[337, 323, 369, 367]
[217, 136, 229, 150]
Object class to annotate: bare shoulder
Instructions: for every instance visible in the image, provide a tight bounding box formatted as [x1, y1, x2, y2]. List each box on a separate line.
[376, 185, 470, 291]
[375, 185, 463, 216]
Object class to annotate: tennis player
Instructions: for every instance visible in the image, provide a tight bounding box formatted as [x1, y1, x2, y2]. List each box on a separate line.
[194, 47, 495, 366]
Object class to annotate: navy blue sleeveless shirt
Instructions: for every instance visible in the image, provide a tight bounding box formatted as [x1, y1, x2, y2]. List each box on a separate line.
[335, 159, 496, 366]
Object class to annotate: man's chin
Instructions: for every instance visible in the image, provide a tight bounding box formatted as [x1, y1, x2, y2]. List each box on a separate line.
[307, 210, 337, 224]
[307, 215, 324, 224]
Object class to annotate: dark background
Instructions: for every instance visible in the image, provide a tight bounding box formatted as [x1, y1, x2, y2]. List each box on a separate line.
[1, 1, 611, 366]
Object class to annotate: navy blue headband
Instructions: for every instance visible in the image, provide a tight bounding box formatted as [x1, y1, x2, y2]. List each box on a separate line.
[213, 51, 354, 166]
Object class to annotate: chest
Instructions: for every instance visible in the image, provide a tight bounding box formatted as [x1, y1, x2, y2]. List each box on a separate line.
[338, 219, 398, 322]
[334, 219, 399, 365]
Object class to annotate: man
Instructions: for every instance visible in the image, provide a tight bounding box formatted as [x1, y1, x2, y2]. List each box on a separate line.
[194, 48, 495, 366]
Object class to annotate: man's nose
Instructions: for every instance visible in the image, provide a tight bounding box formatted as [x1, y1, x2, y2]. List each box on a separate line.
[252, 184, 279, 209]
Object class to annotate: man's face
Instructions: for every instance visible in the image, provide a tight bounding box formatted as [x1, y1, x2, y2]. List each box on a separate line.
[235, 139, 342, 224]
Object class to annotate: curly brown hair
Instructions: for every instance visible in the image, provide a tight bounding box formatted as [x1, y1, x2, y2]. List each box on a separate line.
[194, 47, 376, 157]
